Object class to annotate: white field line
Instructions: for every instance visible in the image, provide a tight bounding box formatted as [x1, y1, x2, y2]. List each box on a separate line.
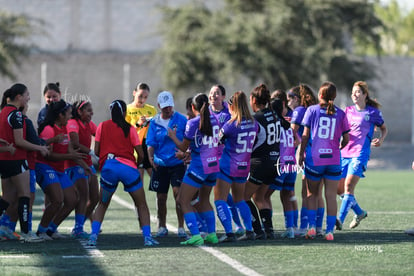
[112, 194, 263, 276]
[0, 255, 30, 258]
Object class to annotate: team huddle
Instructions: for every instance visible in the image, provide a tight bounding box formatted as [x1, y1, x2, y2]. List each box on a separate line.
[0, 80, 387, 246]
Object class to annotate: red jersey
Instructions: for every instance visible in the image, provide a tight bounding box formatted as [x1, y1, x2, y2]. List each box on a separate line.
[65, 119, 97, 168]
[95, 120, 141, 170]
[0, 105, 27, 160]
[37, 124, 69, 172]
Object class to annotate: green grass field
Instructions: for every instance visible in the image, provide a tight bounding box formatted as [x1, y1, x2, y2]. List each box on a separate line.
[1, 170, 413, 275]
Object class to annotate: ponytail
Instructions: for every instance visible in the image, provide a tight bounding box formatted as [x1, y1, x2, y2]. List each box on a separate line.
[1, 83, 28, 109]
[319, 82, 337, 115]
[1, 89, 12, 109]
[326, 100, 335, 115]
[193, 93, 212, 136]
[110, 100, 130, 138]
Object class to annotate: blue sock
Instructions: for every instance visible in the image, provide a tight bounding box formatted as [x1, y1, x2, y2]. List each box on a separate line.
[195, 212, 207, 233]
[215, 200, 233, 234]
[184, 212, 200, 236]
[235, 201, 252, 231]
[326, 215, 336, 233]
[316, 208, 324, 228]
[91, 221, 102, 235]
[28, 212, 32, 232]
[48, 222, 58, 233]
[37, 224, 48, 233]
[227, 194, 243, 228]
[141, 225, 151, 238]
[293, 209, 298, 228]
[200, 211, 216, 234]
[9, 221, 17, 232]
[339, 194, 355, 223]
[0, 213, 10, 226]
[74, 214, 86, 232]
[300, 207, 308, 229]
[285, 211, 294, 228]
[351, 197, 364, 216]
[307, 209, 316, 228]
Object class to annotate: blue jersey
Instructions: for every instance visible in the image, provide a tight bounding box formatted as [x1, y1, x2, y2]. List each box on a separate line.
[184, 114, 220, 174]
[291, 106, 306, 137]
[302, 105, 349, 166]
[219, 118, 258, 177]
[146, 111, 187, 167]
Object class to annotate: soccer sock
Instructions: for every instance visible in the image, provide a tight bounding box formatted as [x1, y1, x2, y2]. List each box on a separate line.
[326, 215, 336, 233]
[195, 212, 208, 233]
[0, 198, 9, 215]
[300, 207, 308, 229]
[47, 222, 58, 235]
[259, 209, 273, 232]
[184, 212, 200, 236]
[215, 200, 233, 234]
[351, 197, 364, 216]
[199, 211, 216, 234]
[339, 194, 355, 223]
[285, 211, 294, 229]
[227, 194, 243, 229]
[141, 225, 151, 238]
[293, 209, 298, 228]
[236, 201, 253, 232]
[10, 221, 17, 232]
[307, 209, 316, 229]
[74, 214, 86, 232]
[316, 207, 324, 228]
[91, 221, 102, 235]
[37, 224, 48, 234]
[246, 200, 262, 234]
[28, 212, 32, 232]
[0, 213, 11, 226]
[18, 197, 30, 234]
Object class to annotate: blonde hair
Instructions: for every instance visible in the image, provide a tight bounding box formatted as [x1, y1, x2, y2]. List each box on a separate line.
[228, 91, 254, 126]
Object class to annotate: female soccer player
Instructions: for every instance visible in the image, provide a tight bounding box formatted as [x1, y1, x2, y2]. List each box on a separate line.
[168, 93, 220, 245]
[299, 82, 350, 241]
[87, 100, 158, 247]
[337, 81, 387, 229]
[37, 82, 61, 128]
[214, 91, 258, 242]
[36, 99, 87, 240]
[66, 100, 99, 238]
[0, 83, 49, 242]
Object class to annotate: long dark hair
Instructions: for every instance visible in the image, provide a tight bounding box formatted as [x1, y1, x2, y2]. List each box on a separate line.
[72, 100, 91, 120]
[319, 82, 337, 115]
[43, 82, 61, 95]
[251, 83, 270, 107]
[39, 99, 71, 134]
[192, 93, 212, 136]
[110, 100, 130, 138]
[1, 83, 27, 109]
[353, 81, 381, 109]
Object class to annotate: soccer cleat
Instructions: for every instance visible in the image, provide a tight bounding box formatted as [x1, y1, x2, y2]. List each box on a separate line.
[325, 232, 334, 241]
[349, 210, 368, 229]
[316, 227, 324, 237]
[155, 227, 168, 237]
[50, 230, 67, 239]
[295, 228, 308, 237]
[265, 230, 276, 240]
[335, 218, 343, 231]
[218, 233, 236, 243]
[37, 232, 53, 241]
[177, 227, 189, 238]
[144, 236, 159, 246]
[86, 233, 97, 247]
[20, 231, 45, 243]
[180, 234, 204, 246]
[254, 230, 267, 240]
[204, 233, 219, 244]
[0, 225, 18, 240]
[281, 228, 295, 239]
[235, 227, 245, 236]
[71, 230, 90, 239]
[237, 230, 255, 241]
[305, 227, 316, 239]
[405, 227, 414, 236]
[12, 232, 21, 240]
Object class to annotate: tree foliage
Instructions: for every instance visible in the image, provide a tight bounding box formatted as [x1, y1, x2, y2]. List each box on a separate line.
[0, 11, 41, 80]
[158, 0, 384, 92]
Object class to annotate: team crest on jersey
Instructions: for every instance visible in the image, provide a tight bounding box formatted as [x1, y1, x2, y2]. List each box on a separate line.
[78, 167, 84, 174]
[48, 173, 55, 179]
[364, 114, 370, 121]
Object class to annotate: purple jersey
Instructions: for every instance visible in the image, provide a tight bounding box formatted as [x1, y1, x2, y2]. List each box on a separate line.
[302, 105, 349, 166]
[210, 104, 231, 128]
[341, 105, 384, 159]
[279, 127, 296, 173]
[184, 114, 220, 174]
[219, 118, 258, 177]
[291, 106, 307, 136]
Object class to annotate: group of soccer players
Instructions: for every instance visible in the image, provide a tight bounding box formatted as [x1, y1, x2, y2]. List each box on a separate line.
[0, 79, 387, 246]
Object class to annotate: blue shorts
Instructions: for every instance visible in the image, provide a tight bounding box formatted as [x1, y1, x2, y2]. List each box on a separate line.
[341, 157, 367, 178]
[271, 172, 297, 191]
[30, 169, 36, 193]
[183, 162, 217, 188]
[35, 163, 73, 190]
[304, 155, 341, 181]
[217, 168, 247, 184]
[66, 166, 88, 183]
[100, 159, 142, 193]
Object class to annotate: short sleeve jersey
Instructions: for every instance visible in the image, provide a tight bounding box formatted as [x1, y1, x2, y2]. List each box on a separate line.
[302, 105, 349, 166]
[291, 105, 307, 137]
[251, 108, 280, 161]
[66, 119, 97, 167]
[341, 105, 384, 159]
[0, 105, 27, 160]
[38, 124, 69, 172]
[126, 103, 157, 141]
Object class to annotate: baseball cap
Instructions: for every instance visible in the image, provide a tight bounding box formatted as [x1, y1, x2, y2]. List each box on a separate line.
[158, 91, 174, 109]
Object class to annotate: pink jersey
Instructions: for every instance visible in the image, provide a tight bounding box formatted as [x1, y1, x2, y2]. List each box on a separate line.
[278, 127, 296, 173]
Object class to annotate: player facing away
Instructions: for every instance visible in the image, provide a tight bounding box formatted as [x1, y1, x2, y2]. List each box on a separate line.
[168, 93, 220, 245]
[87, 100, 158, 247]
[299, 82, 350, 241]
